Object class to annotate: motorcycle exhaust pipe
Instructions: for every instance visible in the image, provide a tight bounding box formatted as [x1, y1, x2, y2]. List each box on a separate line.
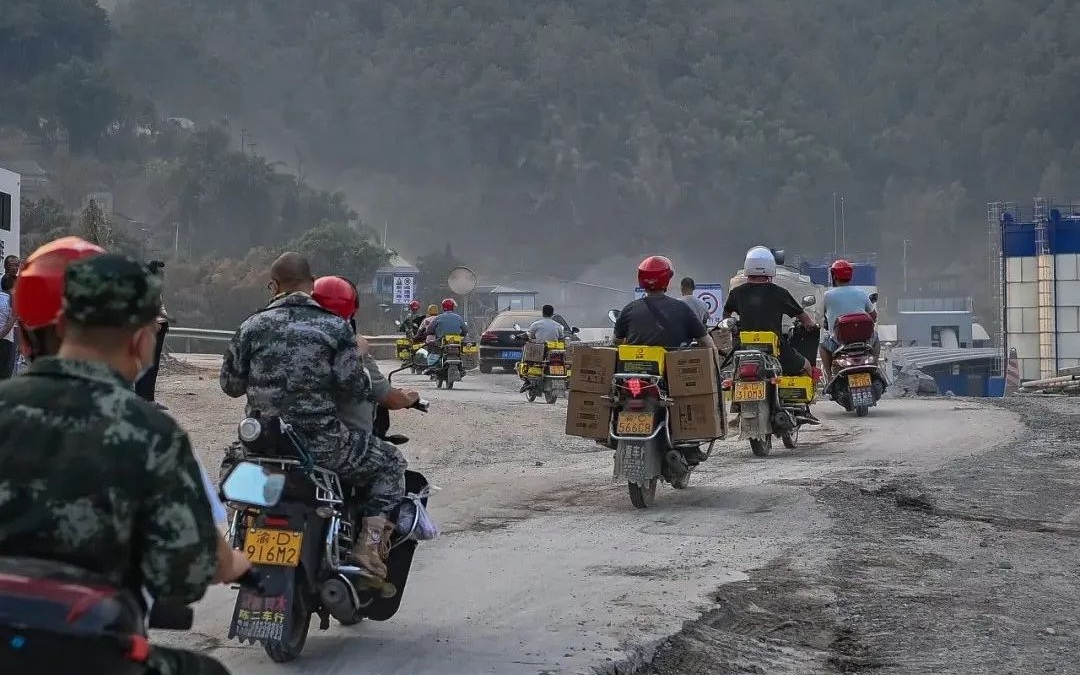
[320, 578, 359, 622]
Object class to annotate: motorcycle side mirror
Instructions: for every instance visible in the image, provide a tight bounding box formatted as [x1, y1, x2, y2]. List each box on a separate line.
[869, 292, 879, 303]
[719, 317, 738, 330]
[413, 349, 429, 366]
[571, 326, 580, 334]
[801, 295, 817, 307]
[394, 319, 402, 327]
[222, 461, 286, 508]
[513, 323, 522, 331]
[607, 309, 620, 324]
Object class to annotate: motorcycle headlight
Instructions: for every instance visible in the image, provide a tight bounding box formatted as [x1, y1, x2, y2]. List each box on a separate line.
[238, 417, 262, 443]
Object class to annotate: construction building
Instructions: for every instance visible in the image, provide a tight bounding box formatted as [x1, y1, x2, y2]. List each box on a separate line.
[991, 198, 1080, 381]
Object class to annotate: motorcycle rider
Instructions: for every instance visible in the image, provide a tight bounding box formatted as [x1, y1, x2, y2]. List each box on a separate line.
[0, 251, 249, 675]
[819, 259, 878, 379]
[417, 303, 440, 344]
[428, 297, 468, 339]
[680, 277, 710, 326]
[313, 275, 422, 427]
[723, 246, 818, 376]
[528, 304, 565, 342]
[613, 256, 717, 352]
[219, 252, 406, 588]
[402, 299, 424, 337]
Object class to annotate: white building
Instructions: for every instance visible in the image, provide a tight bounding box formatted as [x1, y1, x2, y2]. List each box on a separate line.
[0, 167, 20, 262]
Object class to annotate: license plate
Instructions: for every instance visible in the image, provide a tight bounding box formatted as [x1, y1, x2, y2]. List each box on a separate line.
[501, 350, 522, 360]
[243, 528, 303, 567]
[851, 387, 875, 405]
[848, 372, 872, 388]
[733, 381, 766, 402]
[548, 365, 565, 376]
[616, 411, 655, 435]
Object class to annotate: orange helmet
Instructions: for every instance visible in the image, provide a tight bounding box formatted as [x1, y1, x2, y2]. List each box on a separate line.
[312, 276, 359, 320]
[409, 300, 421, 312]
[14, 236, 106, 330]
[830, 259, 854, 284]
[637, 255, 674, 292]
[441, 298, 457, 311]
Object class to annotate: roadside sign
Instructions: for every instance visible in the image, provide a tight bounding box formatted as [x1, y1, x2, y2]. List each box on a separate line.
[634, 283, 724, 325]
[392, 275, 416, 305]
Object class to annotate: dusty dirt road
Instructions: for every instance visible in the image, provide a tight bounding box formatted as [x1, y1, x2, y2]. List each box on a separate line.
[152, 357, 1079, 674]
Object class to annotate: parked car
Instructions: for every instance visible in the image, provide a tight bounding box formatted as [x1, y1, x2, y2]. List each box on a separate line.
[478, 310, 578, 374]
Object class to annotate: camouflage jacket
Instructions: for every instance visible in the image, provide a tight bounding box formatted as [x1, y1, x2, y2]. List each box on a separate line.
[0, 357, 218, 604]
[220, 292, 371, 449]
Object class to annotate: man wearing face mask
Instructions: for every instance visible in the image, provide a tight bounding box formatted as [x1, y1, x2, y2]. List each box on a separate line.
[0, 253, 248, 675]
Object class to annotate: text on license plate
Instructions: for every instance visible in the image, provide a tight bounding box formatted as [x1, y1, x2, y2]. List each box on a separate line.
[848, 372, 872, 388]
[501, 351, 522, 360]
[616, 411, 655, 435]
[548, 365, 565, 376]
[733, 381, 766, 402]
[243, 528, 303, 567]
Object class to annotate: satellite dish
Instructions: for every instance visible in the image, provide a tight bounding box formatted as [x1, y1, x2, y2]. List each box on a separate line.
[448, 266, 477, 295]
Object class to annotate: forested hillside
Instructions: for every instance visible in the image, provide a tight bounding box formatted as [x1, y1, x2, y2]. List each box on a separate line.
[103, 0, 1080, 287]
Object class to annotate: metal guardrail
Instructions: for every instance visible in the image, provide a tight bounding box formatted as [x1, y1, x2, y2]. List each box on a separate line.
[165, 327, 420, 358]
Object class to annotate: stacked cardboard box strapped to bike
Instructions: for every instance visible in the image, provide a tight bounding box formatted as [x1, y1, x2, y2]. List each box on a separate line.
[565, 346, 724, 442]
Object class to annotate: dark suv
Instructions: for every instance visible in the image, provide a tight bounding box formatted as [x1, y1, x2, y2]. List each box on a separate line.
[478, 310, 576, 373]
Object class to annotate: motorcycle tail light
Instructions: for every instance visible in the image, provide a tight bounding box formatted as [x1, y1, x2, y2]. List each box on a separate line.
[548, 352, 564, 365]
[738, 363, 761, 380]
[627, 378, 643, 397]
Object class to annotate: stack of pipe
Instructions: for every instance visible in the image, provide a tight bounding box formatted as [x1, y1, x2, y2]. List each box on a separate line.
[1018, 374, 1080, 395]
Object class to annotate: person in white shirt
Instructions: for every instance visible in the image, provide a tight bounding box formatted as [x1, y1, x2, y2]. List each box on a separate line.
[680, 277, 710, 326]
[0, 275, 15, 378]
[528, 305, 565, 343]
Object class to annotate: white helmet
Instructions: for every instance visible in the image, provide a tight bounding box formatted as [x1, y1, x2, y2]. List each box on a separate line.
[743, 246, 776, 277]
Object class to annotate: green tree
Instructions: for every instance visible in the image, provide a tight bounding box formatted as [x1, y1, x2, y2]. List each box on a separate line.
[20, 197, 73, 250]
[289, 223, 391, 281]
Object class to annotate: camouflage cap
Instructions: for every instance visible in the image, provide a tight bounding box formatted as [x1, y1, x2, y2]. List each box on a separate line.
[63, 253, 163, 327]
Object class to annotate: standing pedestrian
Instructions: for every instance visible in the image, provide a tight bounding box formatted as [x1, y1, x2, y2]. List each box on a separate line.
[680, 277, 710, 327]
[135, 260, 170, 407]
[0, 275, 15, 378]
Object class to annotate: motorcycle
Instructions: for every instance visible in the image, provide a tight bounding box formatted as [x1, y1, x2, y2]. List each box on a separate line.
[222, 368, 432, 663]
[823, 294, 887, 416]
[602, 309, 726, 509]
[512, 324, 578, 404]
[0, 556, 261, 673]
[719, 294, 820, 457]
[423, 334, 467, 389]
[393, 320, 425, 375]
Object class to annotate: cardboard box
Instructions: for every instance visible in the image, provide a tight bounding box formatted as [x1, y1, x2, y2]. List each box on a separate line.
[565, 391, 612, 440]
[670, 392, 723, 441]
[665, 349, 720, 397]
[567, 347, 617, 394]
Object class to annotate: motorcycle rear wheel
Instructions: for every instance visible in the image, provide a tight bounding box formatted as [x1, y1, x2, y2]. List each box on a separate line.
[544, 390, 558, 404]
[263, 596, 311, 663]
[750, 435, 772, 457]
[628, 479, 658, 509]
[526, 389, 537, 402]
[781, 432, 796, 449]
[446, 379, 455, 390]
[856, 405, 869, 417]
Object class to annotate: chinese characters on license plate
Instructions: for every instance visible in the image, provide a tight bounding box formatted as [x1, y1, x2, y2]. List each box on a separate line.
[848, 372, 872, 388]
[616, 411, 654, 435]
[733, 381, 766, 402]
[243, 528, 303, 567]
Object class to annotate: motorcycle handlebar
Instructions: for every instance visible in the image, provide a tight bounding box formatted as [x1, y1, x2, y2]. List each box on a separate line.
[413, 398, 430, 413]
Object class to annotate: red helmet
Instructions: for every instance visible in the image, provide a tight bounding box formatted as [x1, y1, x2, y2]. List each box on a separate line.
[409, 300, 421, 312]
[830, 259, 854, 284]
[637, 255, 674, 292]
[313, 276, 359, 320]
[441, 298, 457, 311]
[14, 236, 106, 331]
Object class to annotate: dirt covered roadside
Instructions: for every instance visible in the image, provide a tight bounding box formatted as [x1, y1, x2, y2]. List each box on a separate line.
[617, 396, 1080, 675]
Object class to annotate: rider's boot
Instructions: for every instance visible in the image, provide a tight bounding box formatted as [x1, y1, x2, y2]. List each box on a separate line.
[350, 516, 397, 598]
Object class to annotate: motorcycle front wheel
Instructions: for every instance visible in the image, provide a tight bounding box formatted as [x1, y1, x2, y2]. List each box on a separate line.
[781, 432, 796, 449]
[526, 389, 537, 402]
[628, 479, 658, 509]
[544, 390, 558, 404]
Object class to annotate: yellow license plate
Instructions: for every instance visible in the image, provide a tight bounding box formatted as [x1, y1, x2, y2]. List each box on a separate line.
[548, 365, 565, 376]
[616, 411, 655, 435]
[243, 528, 303, 567]
[848, 373, 872, 388]
[733, 381, 766, 402]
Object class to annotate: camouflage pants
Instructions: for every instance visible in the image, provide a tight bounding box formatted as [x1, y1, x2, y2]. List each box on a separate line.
[147, 645, 229, 675]
[219, 431, 407, 519]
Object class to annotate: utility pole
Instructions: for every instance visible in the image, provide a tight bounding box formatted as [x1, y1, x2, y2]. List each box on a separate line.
[902, 239, 910, 293]
[840, 196, 847, 255]
[240, 129, 247, 154]
[832, 192, 838, 257]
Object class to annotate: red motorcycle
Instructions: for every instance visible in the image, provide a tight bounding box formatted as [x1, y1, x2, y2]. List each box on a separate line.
[823, 311, 887, 417]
